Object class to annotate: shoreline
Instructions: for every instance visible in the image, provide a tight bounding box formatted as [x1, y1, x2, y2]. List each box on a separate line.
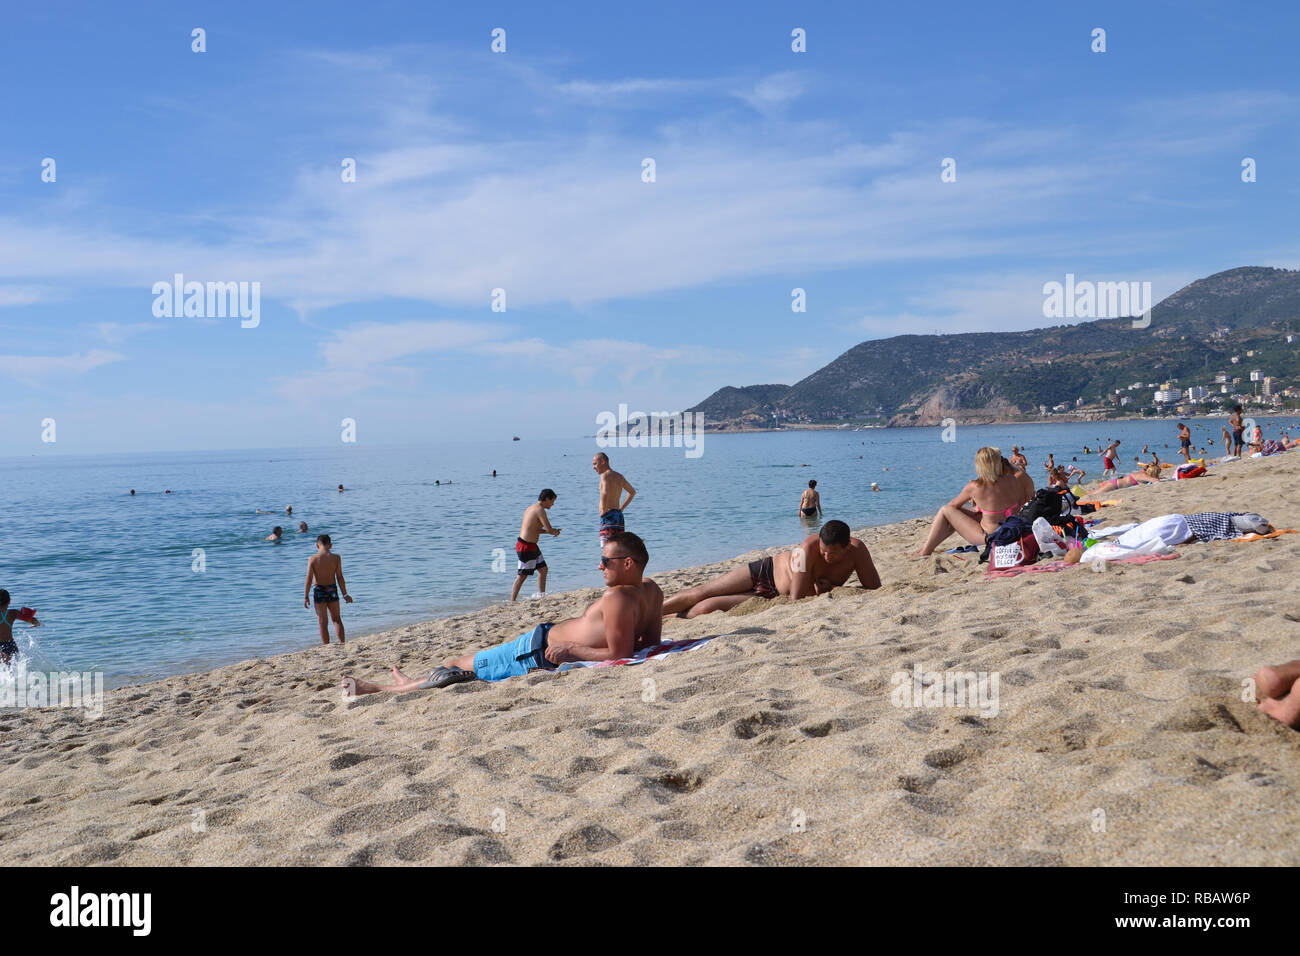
[4, 450, 1299, 864]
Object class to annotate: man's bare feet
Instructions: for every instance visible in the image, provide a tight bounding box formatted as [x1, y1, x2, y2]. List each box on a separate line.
[1260, 691, 1300, 728]
[1253, 661, 1300, 699]
[1254, 666, 1290, 700]
[342, 675, 384, 697]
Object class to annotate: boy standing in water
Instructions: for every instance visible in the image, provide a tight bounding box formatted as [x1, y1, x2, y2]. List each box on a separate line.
[0, 589, 41, 664]
[512, 489, 561, 601]
[305, 534, 351, 644]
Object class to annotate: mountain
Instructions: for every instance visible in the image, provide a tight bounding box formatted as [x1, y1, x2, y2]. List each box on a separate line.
[688, 267, 1300, 428]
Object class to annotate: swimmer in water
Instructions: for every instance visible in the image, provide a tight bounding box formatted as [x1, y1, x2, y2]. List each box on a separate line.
[298, 522, 309, 533]
[0, 589, 41, 664]
[797, 480, 822, 518]
[338, 484, 344, 493]
[266, 526, 283, 541]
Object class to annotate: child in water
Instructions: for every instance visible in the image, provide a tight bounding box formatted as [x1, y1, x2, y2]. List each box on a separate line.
[0, 589, 41, 664]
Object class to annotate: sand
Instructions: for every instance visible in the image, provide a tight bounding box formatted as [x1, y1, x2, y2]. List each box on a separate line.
[3, 452, 1300, 866]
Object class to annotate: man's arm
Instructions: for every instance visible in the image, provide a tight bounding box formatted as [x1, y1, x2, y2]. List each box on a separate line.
[620, 477, 636, 511]
[787, 542, 816, 599]
[547, 592, 638, 663]
[854, 542, 882, 590]
[335, 559, 352, 603]
[540, 512, 560, 535]
[304, 558, 315, 607]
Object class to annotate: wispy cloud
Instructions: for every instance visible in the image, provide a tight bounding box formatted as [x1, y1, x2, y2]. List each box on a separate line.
[3, 349, 126, 385]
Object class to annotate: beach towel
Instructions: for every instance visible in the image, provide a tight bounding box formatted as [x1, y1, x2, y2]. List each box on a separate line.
[1231, 529, 1298, 542]
[555, 637, 714, 671]
[985, 552, 1179, 579]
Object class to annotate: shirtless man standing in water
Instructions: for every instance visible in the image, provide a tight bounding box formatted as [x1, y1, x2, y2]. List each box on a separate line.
[343, 532, 662, 693]
[661, 520, 881, 618]
[593, 452, 636, 544]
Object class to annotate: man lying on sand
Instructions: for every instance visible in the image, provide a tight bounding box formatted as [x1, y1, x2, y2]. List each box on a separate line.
[1254, 661, 1300, 727]
[342, 532, 662, 696]
[661, 520, 881, 619]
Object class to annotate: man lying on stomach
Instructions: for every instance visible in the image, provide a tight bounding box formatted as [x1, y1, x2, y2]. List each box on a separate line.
[342, 531, 662, 695]
[661, 519, 881, 619]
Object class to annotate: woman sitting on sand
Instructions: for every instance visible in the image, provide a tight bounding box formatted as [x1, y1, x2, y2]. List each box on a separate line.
[915, 447, 1035, 556]
[1095, 460, 1161, 492]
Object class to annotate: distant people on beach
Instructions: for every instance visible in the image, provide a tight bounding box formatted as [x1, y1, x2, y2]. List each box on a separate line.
[1254, 660, 1300, 727]
[916, 447, 1035, 556]
[512, 489, 561, 602]
[305, 533, 351, 644]
[593, 452, 635, 544]
[1250, 425, 1264, 455]
[1230, 406, 1245, 456]
[1177, 423, 1192, 461]
[662, 520, 881, 618]
[343, 532, 660, 694]
[798, 480, 822, 518]
[266, 526, 283, 541]
[0, 590, 41, 664]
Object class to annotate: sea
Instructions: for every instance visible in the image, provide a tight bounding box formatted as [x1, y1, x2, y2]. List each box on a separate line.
[1, 415, 1292, 687]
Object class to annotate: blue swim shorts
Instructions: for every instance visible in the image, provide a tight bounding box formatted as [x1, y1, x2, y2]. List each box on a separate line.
[599, 509, 625, 540]
[472, 623, 555, 681]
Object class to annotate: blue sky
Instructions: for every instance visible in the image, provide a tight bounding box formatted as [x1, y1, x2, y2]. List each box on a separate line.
[2, 0, 1298, 453]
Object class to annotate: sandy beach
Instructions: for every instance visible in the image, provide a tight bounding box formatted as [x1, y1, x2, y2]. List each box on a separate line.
[3, 452, 1299, 866]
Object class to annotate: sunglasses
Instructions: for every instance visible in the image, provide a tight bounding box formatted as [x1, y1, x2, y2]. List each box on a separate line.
[599, 553, 630, 568]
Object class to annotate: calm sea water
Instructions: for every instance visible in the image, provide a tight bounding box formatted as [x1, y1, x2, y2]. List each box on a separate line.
[1, 415, 1292, 686]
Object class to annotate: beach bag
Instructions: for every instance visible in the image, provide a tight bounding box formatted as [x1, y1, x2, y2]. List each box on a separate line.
[1018, 488, 1083, 541]
[1176, 463, 1206, 479]
[981, 515, 1039, 568]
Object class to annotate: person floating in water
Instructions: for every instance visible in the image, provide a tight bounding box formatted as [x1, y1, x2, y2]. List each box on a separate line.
[798, 480, 822, 518]
[593, 452, 635, 545]
[343, 532, 661, 694]
[298, 521, 309, 533]
[266, 526, 283, 541]
[662, 520, 881, 618]
[338, 484, 344, 493]
[305, 534, 351, 644]
[0, 590, 40, 664]
[130, 489, 135, 496]
[512, 489, 561, 602]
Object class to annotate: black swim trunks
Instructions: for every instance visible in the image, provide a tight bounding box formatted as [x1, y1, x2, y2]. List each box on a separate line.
[312, 584, 339, 604]
[515, 537, 547, 576]
[1232, 429, 1244, 444]
[747, 556, 779, 599]
[801, 507, 817, 516]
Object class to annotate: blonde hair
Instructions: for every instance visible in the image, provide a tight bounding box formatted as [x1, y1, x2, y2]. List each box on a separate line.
[974, 446, 1008, 485]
